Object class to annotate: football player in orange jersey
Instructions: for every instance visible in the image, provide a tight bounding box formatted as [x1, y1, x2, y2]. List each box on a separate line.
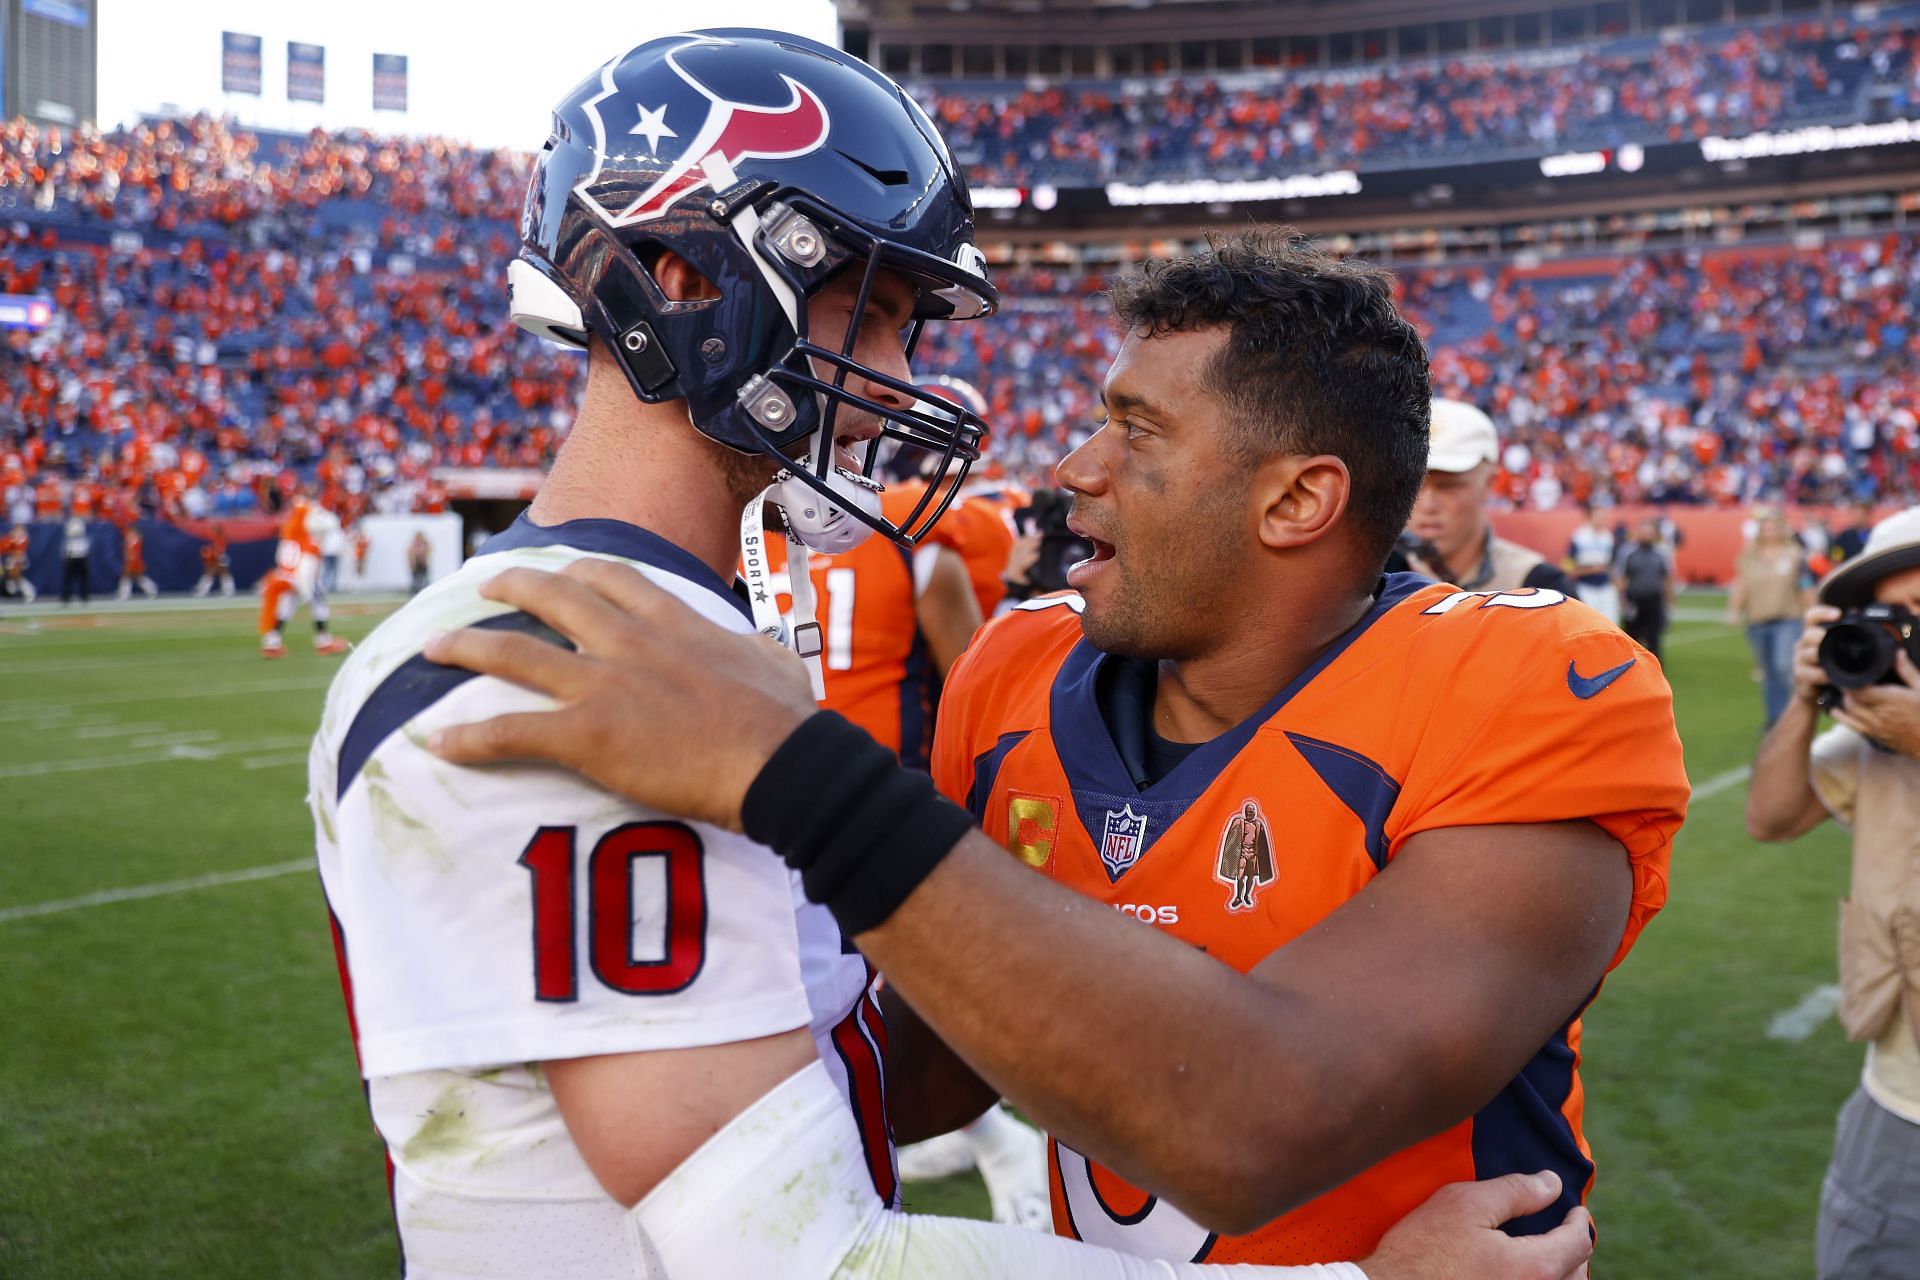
[0, 524, 33, 603]
[259, 495, 349, 657]
[757, 489, 980, 768]
[424, 229, 1673, 1277]
[915, 376, 1021, 619]
[114, 523, 158, 601]
[193, 524, 236, 598]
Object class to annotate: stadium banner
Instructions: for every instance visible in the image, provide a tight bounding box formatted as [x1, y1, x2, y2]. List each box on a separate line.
[287, 41, 326, 105]
[222, 32, 263, 96]
[0, 293, 54, 330]
[22, 0, 87, 27]
[372, 53, 408, 112]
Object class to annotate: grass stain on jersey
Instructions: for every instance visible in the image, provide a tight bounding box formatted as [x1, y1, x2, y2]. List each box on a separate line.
[362, 756, 454, 876]
[400, 1084, 477, 1165]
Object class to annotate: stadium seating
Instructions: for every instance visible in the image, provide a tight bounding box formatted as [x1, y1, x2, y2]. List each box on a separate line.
[4, 16, 1919, 528]
[916, 16, 1919, 186]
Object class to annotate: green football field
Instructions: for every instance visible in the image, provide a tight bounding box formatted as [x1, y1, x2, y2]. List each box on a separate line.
[0, 591, 1856, 1277]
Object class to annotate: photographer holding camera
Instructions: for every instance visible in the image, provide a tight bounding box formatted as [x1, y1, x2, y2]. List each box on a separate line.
[1747, 506, 1920, 1279]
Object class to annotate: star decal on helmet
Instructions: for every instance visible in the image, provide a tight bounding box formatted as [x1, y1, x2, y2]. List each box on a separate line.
[629, 103, 677, 156]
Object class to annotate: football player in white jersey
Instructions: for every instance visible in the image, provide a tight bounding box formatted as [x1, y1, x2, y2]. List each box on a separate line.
[312, 29, 1593, 1280]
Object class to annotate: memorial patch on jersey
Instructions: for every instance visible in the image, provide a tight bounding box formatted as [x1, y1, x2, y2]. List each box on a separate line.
[1213, 799, 1276, 913]
[1098, 803, 1148, 880]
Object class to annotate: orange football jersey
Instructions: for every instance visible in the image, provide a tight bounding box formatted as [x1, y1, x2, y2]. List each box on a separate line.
[943, 495, 1017, 619]
[932, 576, 1687, 1266]
[764, 529, 938, 767]
[278, 500, 320, 561]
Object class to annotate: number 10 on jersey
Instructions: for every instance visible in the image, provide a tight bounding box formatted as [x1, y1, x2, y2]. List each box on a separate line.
[518, 822, 709, 1002]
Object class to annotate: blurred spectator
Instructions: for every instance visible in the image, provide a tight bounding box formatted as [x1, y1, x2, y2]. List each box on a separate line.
[59, 510, 89, 604]
[1729, 507, 1814, 727]
[408, 530, 431, 594]
[1618, 519, 1674, 661]
[1405, 398, 1578, 594]
[1833, 501, 1879, 563]
[1567, 502, 1621, 623]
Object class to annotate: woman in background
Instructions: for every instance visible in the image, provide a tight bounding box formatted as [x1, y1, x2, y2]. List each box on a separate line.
[1729, 507, 1813, 729]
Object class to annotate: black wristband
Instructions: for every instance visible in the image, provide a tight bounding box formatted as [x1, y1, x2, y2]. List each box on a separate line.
[741, 710, 975, 937]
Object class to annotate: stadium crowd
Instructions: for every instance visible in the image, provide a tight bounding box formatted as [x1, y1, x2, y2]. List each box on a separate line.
[4, 12, 1920, 529]
[920, 16, 1920, 186]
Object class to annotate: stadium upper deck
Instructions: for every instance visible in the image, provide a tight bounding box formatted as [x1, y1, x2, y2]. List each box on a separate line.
[3, 11, 1919, 524]
[916, 14, 1917, 186]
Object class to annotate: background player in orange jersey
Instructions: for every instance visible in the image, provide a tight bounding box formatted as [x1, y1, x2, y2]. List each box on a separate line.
[193, 524, 235, 598]
[426, 228, 1680, 1274]
[760, 485, 981, 769]
[114, 523, 158, 601]
[1, 524, 34, 603]
[259, 495, 348, 657]
[912, 376, 1022, 619]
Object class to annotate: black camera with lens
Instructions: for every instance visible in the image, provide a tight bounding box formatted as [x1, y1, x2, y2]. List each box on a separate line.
[1012, 489, 1095, 597]
[1818, 603, 1920, 701]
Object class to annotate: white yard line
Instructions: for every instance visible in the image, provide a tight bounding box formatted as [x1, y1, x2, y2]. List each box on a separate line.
[0, 735, 313, 779]
[0, 860, 314, 925]
[0, 679, 332, 722]
[72, 721, 166, 739]
[126, 729, 223, 750]
[1691, 766, 1752, 801]
[241, 751, 312, 770]
[1767, 984, 1843, 1042]
[0, 651, 275, 677]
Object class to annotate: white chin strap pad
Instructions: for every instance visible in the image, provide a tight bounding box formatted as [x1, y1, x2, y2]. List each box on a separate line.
[771, 466, 882, 554]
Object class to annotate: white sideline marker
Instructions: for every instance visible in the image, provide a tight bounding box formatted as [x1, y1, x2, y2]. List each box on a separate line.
[1767, 984, 1842, 1042]
[1691, 766, 1751, 801]
[0, 861, 314, 925]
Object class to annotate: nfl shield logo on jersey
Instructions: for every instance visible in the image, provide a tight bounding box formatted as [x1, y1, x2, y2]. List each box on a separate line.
[1099, 803, 1149, 880]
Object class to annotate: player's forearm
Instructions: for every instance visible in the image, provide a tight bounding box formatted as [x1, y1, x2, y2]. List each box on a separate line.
[859, 834, 1390, 1233]
[878, 983, 999, 1144]
[1746, 697, 1824, 841]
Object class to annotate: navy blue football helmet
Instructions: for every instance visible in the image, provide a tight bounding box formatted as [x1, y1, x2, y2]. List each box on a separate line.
[510, 29, 998, 546]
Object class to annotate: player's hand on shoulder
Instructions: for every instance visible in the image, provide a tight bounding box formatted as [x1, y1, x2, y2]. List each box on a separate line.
[1359, 1171, 1591, 1280]
[423, 558, 815, 832]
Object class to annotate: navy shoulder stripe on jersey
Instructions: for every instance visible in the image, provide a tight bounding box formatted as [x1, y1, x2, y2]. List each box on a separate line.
[336, 611, 574, 802]
[475, 513, 750, 624]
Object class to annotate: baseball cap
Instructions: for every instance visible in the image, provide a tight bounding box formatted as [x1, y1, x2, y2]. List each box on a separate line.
[1819, 506, 1920, 608]
[1427, 399, 1500, 473]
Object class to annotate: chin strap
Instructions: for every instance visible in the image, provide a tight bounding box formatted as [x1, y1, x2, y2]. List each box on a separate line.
[742, 495, 826, 702]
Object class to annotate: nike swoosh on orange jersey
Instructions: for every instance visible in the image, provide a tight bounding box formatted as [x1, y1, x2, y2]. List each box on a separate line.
[1567, 657, 1637, 699]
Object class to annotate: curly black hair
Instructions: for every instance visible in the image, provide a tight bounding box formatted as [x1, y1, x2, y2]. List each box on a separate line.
[1107, 228, 1430, 567]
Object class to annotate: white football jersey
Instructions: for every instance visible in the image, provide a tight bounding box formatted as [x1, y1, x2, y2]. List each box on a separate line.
[309, 515, 891, 1277]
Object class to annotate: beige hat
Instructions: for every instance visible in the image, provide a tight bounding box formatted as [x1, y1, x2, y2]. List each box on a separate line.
[1427, 398, 1500, 473]
[1820, 506, 1920, 608]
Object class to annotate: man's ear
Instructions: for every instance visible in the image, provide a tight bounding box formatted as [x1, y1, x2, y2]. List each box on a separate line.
[652, 250, 721, 303]
[1252, 454, 1351, 551]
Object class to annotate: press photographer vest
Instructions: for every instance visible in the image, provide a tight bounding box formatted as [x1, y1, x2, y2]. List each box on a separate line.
[1811, 724, 1920, 1121]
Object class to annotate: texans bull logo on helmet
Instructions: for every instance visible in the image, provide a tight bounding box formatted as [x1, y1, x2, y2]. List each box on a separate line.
[575, 36, 833, 229]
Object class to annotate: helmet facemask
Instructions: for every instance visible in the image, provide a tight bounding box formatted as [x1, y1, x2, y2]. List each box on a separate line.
[728, 192, 992, 550]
